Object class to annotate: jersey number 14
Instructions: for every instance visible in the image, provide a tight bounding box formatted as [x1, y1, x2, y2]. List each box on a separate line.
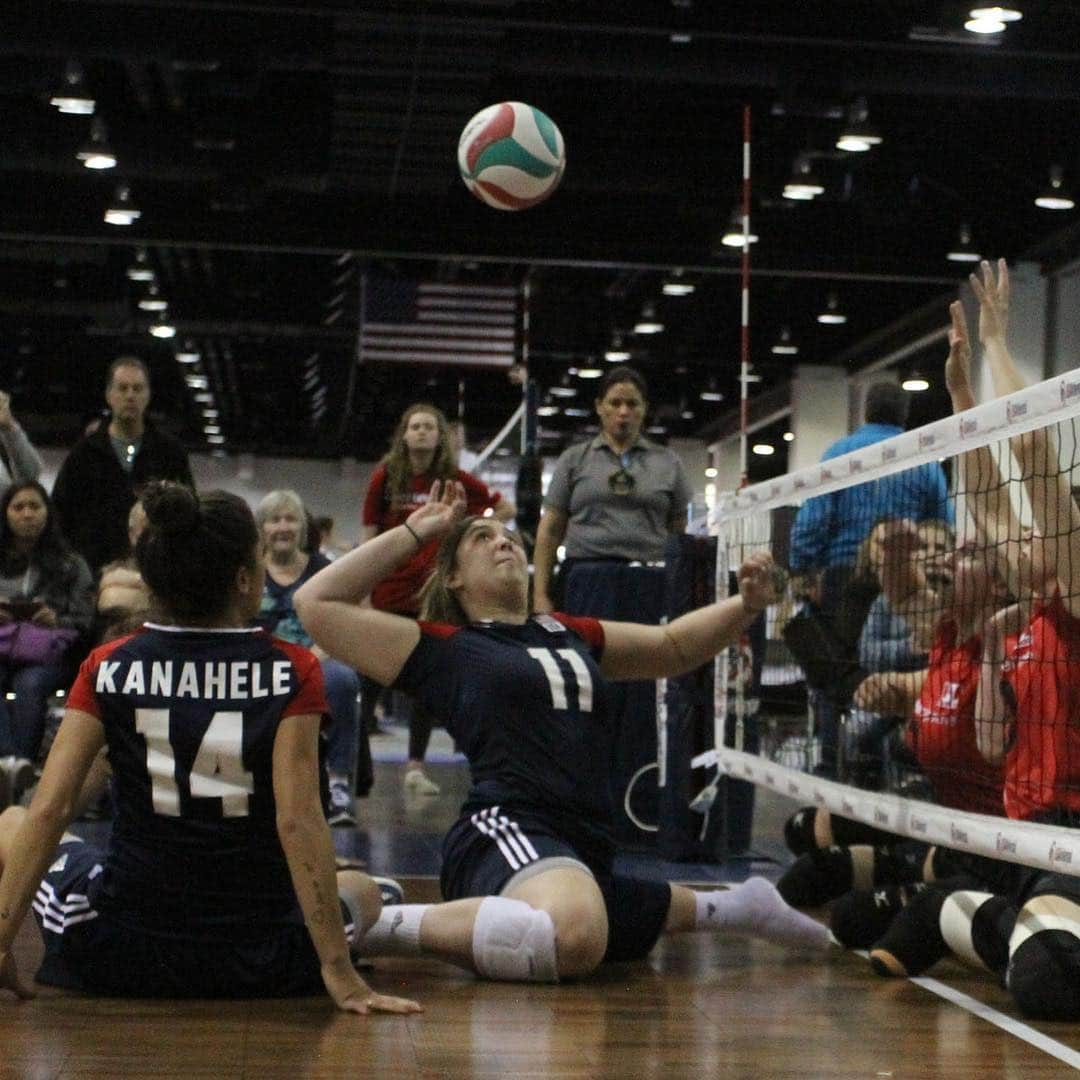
[136, 708, 254, 817]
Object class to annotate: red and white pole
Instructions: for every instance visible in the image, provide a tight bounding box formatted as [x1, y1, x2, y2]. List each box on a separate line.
[738, 104, 752, 489]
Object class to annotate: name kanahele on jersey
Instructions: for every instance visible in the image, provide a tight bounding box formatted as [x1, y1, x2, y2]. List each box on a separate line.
[66, 625, 328, 940]
[908, 620, 1005, 815]
[394, 612, 617, 868]
[999, 594, 1080, 821]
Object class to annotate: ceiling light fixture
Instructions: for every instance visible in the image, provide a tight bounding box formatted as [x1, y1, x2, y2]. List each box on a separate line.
[148, 314, 176, 338]
[50, 59, 95, 115]
[662, 270, 695, 295]
[537, 404, 560, 417]
[783, 155, 825, 200]
[549, 384, 578, 398]
[902, 374, 930, 391]
[836, 97, 883, 152]
[783, 431, 795, 442]
[965, 14, 1006, 33]
[76, 117, 117, 169]
[577, 367, 603, 379]
[207, 434, 226, 445]
[175, 345, 201, 364]
[969, 5, 1022, 20]
[720, 208, 759, 248]
[752, 443, 776, 456]
[604, 339, 631, 362]
[817, 293, 848, 325]
[564, 407, 589, 417]
[634, 303, 664, 334]
[946, 222, 982, 262]
[126, 249, 155, 282]
[137, 286, 168, 312]
[104, 185, 141, 226]
[699, 380, 724, 403]
[771, 326, 799, 355]
[1035, 165, 1076, 211]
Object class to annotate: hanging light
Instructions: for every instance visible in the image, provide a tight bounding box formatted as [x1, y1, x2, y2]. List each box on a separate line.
[49, 59, 95, 115]
[836, 97, 883, 153]
[1035, 166, 1075, 211]
[969, 5, 1022, 19]
[771, 327, 799, 355]
[175, 341, 201, 364]
[76, 116, 116, 169]
[902, 373, 930, 391]
[577, 367, 603, 379]
[783, 155, 824, 200]
[104, 185, 141, 226]
[720, 208, 760, 248]
[965, 14, 1005, 32]
[148, 314, 176, 338]
[633, 303, 664, 334]
[752, 443, 776, 456]
[604, 334, 631, 362]
[946, 222, 982, 262]
[537, 404, 560, 417]
[783, 431, 795, 442]
[126, 249, 156, 282]
[138, 285, 168, 312]
[662, 269, 695, 296]
[699, 380, 724, 403]
[817, 293, 847, 325]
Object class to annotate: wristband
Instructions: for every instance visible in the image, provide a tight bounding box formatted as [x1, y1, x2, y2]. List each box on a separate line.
[403, 521, 423, 548]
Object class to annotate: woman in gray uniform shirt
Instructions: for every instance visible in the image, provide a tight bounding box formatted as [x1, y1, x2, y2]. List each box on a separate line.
[532, 366, 692, 840]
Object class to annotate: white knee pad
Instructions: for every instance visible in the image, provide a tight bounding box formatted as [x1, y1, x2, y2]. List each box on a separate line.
[471, 896, 558, 983]
[939, 891, 995, 968]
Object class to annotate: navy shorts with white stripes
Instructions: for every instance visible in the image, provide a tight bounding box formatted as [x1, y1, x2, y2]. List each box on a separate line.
[33, 839, 338, 998]
[440, 805, 671, 963]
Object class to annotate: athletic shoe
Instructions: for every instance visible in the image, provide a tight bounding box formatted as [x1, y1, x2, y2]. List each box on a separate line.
[830, 883, 930, 949]
[327, 780, 356, 827]
[403, 768, 440, 796]
[370, 875, 404, 907]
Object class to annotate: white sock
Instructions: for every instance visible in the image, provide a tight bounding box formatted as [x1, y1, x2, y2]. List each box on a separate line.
[694, 877, 833, 950]
[354, 903, 430, 956]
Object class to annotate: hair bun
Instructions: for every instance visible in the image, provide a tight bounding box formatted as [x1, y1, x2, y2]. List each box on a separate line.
[142, 482, 199, 536]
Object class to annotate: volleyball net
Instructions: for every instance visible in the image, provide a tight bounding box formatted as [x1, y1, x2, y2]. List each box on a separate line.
[703, 368, 1080, 877]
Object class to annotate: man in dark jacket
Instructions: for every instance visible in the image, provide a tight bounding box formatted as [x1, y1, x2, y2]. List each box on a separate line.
[52, 356, 193, 576]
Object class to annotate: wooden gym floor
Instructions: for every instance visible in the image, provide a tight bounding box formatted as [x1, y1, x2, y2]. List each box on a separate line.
[5, 729, 1080, 1078]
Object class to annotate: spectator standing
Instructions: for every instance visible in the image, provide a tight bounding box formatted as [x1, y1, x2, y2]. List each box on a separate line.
[531, 366, 693, 841]
[51, 356, 193, 577]
[0, 391, 43, 496]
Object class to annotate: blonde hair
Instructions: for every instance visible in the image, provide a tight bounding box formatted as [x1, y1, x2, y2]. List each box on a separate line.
[384, 403, 457, 505]
[255, 489, 308, 549]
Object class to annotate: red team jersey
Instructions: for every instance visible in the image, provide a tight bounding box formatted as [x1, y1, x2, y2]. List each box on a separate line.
[999, 594, 1080, 822]
[908, 620, 1006, 815]
[361, 464, 503, 614]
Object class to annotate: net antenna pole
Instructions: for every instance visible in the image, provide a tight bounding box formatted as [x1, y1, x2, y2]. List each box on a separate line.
[515, 274, 543, 554]
[738, 104, 753, 490]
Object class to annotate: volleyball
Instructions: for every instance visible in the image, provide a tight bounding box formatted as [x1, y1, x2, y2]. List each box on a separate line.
[457, 102, 565, 211]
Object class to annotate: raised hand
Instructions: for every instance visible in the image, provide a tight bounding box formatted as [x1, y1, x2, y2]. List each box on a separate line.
[969, 258, 1009, 346]
[738, 551, 784, 614]
[944, 300, 974, 397]
[405, 480, 467, 544]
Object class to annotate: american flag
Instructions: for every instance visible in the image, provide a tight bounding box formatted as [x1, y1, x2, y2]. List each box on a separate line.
[359, 274, 518, 368]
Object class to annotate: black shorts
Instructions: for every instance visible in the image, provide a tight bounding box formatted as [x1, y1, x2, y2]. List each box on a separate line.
[34, 839, 348, 998]
[441, 805, 671, 963]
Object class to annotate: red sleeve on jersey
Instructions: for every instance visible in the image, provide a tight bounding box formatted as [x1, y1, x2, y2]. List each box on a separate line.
[416, 620, 461, 640]
[552, 613, 605, 649]
[457, 469, 502, 513]
[274, 639, 330, 718]
[65, 634, 136, 717]
[361, 465, 389, 528]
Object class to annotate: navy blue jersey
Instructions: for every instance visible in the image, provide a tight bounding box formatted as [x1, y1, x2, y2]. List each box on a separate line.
[66, 624, 328, 941]
[394, 613, 617, 868]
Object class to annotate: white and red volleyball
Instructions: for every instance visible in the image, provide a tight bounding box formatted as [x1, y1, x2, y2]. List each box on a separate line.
[457, 102, 566, 211]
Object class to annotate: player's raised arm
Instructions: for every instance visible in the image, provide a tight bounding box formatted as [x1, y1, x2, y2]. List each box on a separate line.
[295, 481, 466, 686]
[598, 551, 780, 681]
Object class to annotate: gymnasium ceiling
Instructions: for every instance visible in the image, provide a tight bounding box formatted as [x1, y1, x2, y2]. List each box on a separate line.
[3, 0, 1080, 471]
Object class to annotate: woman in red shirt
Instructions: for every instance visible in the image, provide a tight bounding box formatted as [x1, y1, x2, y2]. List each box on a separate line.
[360, 403, 514, 793]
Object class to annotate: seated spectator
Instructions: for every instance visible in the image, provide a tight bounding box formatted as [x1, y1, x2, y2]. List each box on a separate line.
[96, 500, 152, 641]
[0, 390, 43, 496]
[255, 490, 361, 826]
[0, 482, 93, 796]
